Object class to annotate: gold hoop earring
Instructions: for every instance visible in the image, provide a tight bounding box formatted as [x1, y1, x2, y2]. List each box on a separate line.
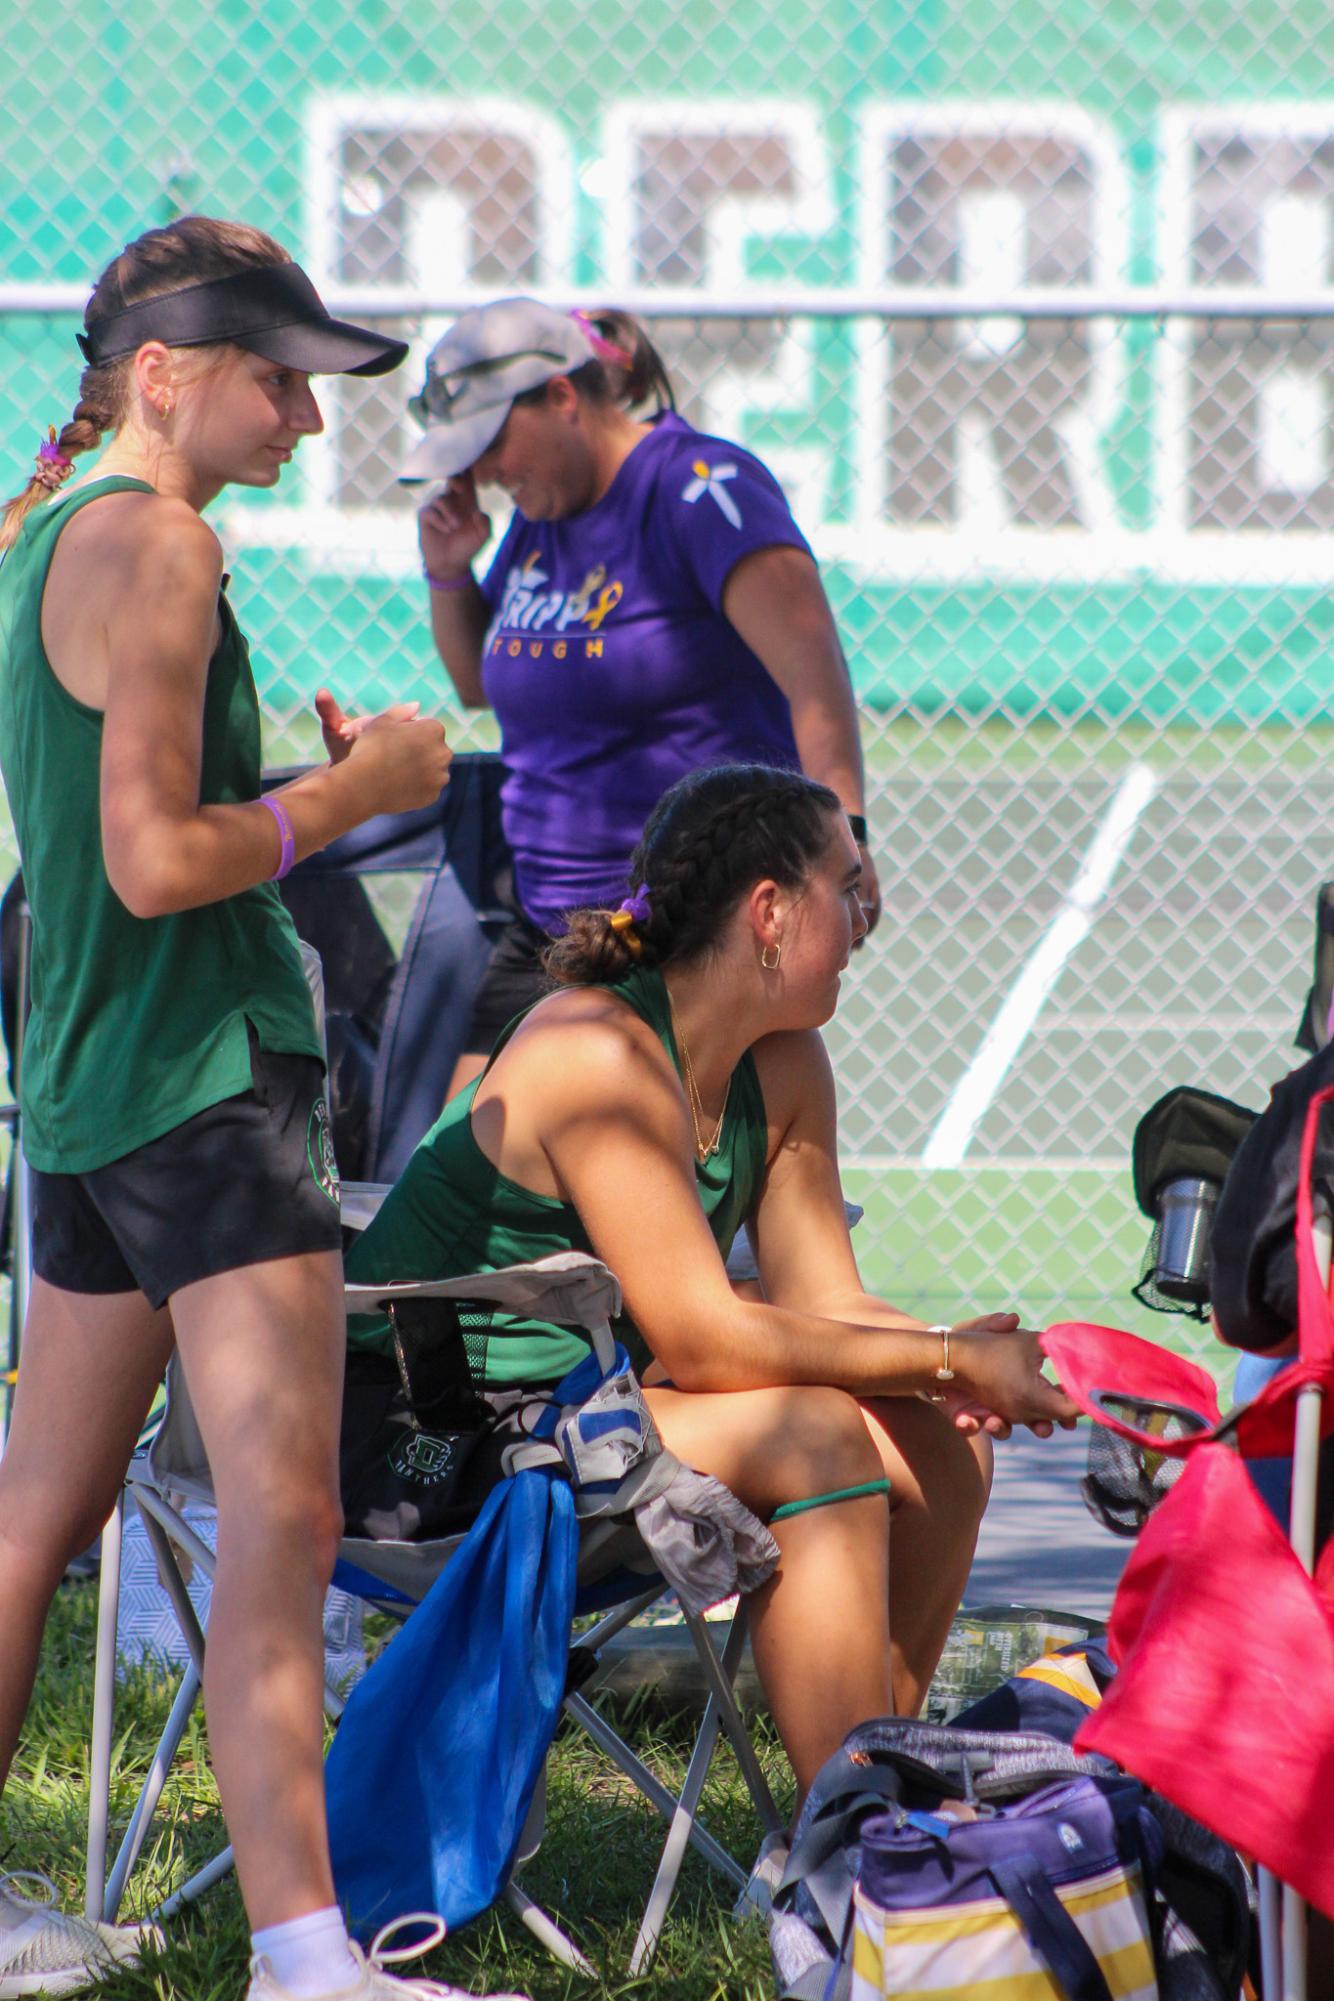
[761, 941, 782, 971]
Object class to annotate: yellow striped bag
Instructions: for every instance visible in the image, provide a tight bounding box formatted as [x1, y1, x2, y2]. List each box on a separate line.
[848, 1775, 1159, 2001]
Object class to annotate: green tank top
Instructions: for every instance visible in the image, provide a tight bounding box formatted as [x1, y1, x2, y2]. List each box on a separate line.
[345, 964, 769, 1384]
[0, 476, 323, 1173]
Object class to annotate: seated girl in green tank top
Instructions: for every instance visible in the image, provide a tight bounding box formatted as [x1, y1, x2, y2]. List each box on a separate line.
[347, 763, 1078, 1809]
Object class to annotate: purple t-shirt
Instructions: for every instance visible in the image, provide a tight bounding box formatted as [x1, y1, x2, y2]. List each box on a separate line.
[478, 412, 807, 931]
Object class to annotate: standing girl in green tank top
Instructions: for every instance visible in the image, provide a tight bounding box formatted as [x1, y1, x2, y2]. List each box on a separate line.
[348, 763, 1079, 1816]
[0, 219, 495, 2001]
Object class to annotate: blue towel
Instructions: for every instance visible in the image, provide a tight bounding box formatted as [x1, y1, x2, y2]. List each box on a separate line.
[326, 1468, 579, 1937]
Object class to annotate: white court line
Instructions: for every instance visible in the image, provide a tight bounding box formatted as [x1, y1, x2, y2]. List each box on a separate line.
[922, 762, 1158, 1170]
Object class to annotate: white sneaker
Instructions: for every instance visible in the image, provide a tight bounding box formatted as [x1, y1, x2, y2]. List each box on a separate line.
[732, 1830, 790, 1921]
[245, 1914, 531, 2001]
[0, 1872, 159, 1998]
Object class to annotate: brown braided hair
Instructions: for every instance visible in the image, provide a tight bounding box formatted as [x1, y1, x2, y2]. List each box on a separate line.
[545, 764, 841, 986]
[0, 216, 290, 553]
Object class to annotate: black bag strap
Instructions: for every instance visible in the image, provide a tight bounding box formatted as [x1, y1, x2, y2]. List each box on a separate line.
[988, 1854, 1115, 2001]
[778, 1761, 904, 1945]
[386, 1296, 490, 1429]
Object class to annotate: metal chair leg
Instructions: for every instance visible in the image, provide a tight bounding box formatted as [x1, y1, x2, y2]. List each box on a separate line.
[628, 1608, 778, 1974]
[153, 1846, 237, 1920]
[85, 1495, 124, 1926]
[682, 1603, 782, 1833]
[503, 1880, 596, 1976]
[563, 1687, 745, 1886]
[103, 1662, 202, 1922]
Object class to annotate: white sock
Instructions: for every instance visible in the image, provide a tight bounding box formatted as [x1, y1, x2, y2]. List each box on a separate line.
[251, 1906, 360, 1997]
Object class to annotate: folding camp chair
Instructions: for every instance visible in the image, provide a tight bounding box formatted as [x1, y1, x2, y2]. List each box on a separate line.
[264, 750, 512, 1184]
[85, 1246, 783, 1976]
[1043, 1083, 1334, 2001]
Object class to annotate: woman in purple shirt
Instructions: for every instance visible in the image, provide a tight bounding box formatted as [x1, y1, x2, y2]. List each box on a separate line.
[403, 296, 880, 1096]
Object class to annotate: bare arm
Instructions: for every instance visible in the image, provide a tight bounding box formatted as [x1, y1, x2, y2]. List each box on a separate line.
[723, 544, 881, 931]
[417, 479, 493, 708]
[747, 1030, 1076, 1434]
[97, 501, 451, 918]
[487, 999, 1070, 1425]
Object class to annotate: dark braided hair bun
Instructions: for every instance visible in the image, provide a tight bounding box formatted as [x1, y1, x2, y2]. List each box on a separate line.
[544, 764, 841, 987]
[545, 905, 644, 984]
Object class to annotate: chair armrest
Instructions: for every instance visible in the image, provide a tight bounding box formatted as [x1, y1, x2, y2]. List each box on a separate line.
[343, 1250, 622, 1336]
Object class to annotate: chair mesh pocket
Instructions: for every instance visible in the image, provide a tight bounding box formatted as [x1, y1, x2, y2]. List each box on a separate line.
[1132, 1218, 1211, 1320]
[1081, 1400, 1192, 1538]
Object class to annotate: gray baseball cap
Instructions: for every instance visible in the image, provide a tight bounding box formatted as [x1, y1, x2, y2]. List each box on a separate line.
[399, 297, 597, 482]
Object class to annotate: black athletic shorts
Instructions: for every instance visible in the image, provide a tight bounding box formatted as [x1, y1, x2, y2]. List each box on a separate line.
[461, 911, 556, 1058]
[30, 1030, 344, 1308]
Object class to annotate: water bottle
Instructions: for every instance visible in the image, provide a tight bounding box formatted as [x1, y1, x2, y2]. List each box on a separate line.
[1152, 1175, 1219, 1305]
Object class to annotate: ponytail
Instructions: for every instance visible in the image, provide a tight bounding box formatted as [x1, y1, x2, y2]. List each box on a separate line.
[514, 306, 677, 420]
[574, 308, 676, 413]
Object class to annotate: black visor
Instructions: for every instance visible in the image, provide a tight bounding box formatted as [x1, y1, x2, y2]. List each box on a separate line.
[77, 263, 408, 377]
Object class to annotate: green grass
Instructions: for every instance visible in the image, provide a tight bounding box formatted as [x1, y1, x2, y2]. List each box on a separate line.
[7, 1585, 792, 2001]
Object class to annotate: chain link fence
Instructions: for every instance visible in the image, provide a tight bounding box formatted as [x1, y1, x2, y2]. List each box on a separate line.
[7, 0, 1334, 1360]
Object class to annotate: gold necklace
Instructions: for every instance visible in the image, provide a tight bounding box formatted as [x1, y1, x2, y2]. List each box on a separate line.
[669, 1000, 730, 1161]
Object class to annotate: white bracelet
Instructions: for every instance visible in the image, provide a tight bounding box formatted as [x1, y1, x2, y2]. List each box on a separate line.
[927, 1323, 955, 1382]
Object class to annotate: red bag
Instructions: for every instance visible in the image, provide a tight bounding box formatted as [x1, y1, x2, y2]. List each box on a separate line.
[1039, 1086, 1334, 1914]
[1076, 1447, 1334, 1914]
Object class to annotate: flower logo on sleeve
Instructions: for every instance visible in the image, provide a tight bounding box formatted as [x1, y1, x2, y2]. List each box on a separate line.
[681, 460, 742, 529]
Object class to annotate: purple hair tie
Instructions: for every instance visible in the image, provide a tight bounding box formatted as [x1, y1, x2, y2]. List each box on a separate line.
[609, 883, 650, 959]
[32, 426, 75, 492]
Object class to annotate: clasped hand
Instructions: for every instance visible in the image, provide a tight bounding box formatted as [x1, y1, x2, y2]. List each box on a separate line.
[929, 1311, 1079, 1440]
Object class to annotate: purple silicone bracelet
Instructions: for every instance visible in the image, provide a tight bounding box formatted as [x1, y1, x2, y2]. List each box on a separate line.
[260, 792, 296, 882]
[423, 565, 475, 594]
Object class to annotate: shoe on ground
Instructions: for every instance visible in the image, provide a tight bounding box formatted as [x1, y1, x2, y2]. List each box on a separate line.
[245, 1913, 530, 2001]
[732, 1829, 790, 1921]
[0, 1871, 160, 1998]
